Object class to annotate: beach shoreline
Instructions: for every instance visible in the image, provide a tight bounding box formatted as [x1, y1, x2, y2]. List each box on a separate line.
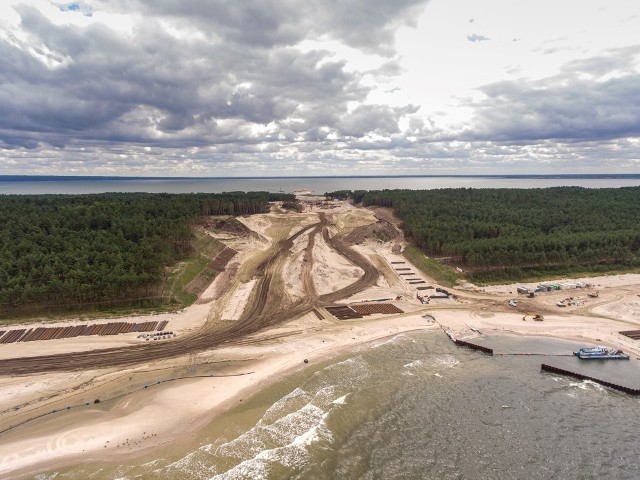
[1, 200, 639, 478]
[0, 314, 438, 478]
[3, 297, 640, 479]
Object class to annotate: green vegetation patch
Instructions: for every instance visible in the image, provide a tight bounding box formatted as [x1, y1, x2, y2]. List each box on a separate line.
[0, 192, 277, 318]
[163, 230, 224, 305]
[330, 187, 640, 283]
[403, 245, 460, 287]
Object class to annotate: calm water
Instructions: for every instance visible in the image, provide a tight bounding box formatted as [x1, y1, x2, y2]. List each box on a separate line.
[2, 175, 640, 194]
[44, 332, 640, 479]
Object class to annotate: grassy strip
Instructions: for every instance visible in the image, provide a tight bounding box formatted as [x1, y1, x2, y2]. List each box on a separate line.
[403, 245, 460, 288]
[163, 230, 224, 306]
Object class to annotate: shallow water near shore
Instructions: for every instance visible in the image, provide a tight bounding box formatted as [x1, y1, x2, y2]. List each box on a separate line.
[41, 331, 640, 479]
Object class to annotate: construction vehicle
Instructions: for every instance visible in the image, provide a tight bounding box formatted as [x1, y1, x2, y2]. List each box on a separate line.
[523, 313, 544, 321]
[588, 291, 599, 298]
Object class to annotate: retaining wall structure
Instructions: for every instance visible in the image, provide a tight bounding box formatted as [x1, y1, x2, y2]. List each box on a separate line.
[453, 339, 494, 355]
[541, 363, 640, 395]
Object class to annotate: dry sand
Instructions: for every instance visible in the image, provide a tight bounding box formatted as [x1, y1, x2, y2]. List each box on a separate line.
[1, 201, 640, 478]
[0, 313, 436, 478]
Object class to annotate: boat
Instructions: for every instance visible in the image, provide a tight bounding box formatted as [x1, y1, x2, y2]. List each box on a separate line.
[574, 345, 630, 360]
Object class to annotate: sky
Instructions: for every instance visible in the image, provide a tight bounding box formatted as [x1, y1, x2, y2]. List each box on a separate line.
[1, 0, 639, 177]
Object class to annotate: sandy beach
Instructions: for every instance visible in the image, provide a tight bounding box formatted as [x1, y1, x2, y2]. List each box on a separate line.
[1, 199, 639, 479]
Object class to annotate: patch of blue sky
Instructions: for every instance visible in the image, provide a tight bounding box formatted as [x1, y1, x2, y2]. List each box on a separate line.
[59, 2, 93, 16]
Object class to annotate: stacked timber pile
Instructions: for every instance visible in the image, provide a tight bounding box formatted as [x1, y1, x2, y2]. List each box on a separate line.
[620, 330, 640, 340]
[325, 303, 404, 319]
[0, 320, 168, 344]
[351, 304, 404, 315]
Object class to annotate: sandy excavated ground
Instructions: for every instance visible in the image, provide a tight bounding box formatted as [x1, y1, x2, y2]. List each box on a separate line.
[312, 230, 364, 295]
[1, 200, 640, 478]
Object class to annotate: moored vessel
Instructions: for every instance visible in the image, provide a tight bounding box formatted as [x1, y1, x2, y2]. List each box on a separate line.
[574, 345, 630, 360]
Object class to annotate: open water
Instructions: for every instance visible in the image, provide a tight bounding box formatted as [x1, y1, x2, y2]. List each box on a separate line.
[2, 174, 640, 195]
[43, 332, 640, 479]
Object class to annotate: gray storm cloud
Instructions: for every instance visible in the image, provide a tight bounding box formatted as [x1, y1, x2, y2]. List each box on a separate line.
[1, 0, 639, 175]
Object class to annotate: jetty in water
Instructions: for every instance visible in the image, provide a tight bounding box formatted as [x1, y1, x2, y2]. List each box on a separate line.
[447, 333, 640, 396]
[541, 363, 640, 396]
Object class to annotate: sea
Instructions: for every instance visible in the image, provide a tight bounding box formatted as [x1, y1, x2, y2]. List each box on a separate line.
[42, 332, 640, 479]
[1, 174, 640, 195]
[8, 175, 640, 479]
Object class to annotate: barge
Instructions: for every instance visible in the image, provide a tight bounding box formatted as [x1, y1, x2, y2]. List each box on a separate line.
[574, 345, 630, 360]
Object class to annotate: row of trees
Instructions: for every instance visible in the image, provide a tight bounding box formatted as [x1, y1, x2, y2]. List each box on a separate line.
[329, 187, 640, 281]
[0, 192, 291, 312]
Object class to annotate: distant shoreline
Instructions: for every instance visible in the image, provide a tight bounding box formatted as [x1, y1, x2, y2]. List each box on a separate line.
[2, 173, 640, 182]
[3, 175, 639, 196]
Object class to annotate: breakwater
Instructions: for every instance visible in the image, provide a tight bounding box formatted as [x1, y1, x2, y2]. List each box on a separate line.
[541, 363, 640, 396]
[454, 339, 493, 355]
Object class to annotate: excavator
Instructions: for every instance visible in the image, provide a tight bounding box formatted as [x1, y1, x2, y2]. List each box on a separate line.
[523, 313, 544, 321]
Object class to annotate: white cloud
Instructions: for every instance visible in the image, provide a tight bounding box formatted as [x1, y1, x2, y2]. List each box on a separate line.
[0, 0, 639, 175]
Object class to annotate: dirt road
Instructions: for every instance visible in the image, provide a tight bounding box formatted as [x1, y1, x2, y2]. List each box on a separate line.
[0, 212, 379, 375]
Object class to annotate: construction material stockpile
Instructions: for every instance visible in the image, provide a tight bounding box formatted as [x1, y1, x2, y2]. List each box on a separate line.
[620, 330, 640, 340]
[325, 305, 362, 320]
[0, 320, 168, 344]
[326, 303, 404, 320]
[351, 304, 404, 315]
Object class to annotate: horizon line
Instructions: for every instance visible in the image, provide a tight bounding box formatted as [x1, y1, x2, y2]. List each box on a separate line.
[2, 173, 640, 181]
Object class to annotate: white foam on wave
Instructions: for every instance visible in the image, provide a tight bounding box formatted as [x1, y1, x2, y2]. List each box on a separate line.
[332, 394, 349, 405]
[434, 372, 443, 378]
[582, 380, 605, 392]
[33, 473, 60, 480]
[310, 356, 372, 392]
[208, 383, 344, 469]
[165, 392, 336, 479]
[309, 385, 340, 409]
[320, 356, 369, 377]
[371, 334, 407, 349]
[162, 448, 219, 478]
[432, 355, 459, 368]
[568, 380, 605, 393]
[163, 359, 361, 477]
[259, 387, 311, 426]
[209, 410, 332, 480]
[403, 360, 423, 369]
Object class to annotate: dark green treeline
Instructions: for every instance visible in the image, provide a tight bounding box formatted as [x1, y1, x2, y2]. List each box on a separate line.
[0, 191, 293, 313]
[329, 187, 640, 282]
